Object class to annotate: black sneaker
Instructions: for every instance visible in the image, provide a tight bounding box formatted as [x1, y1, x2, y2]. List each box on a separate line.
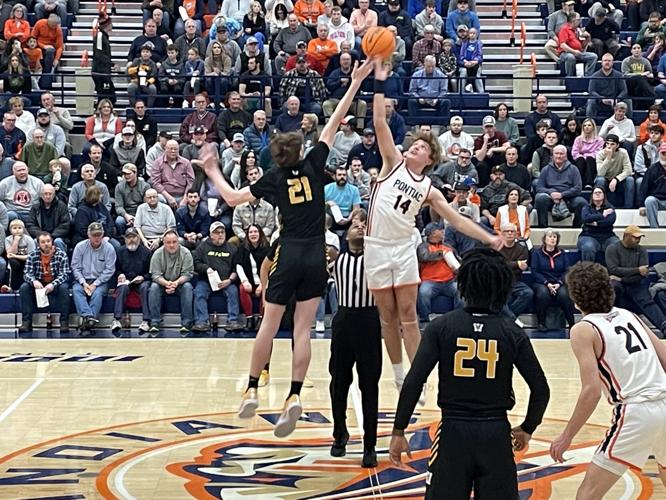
[192, 323, 210, 333]
[148, 325, 160, 338]
[330, 432, 349, 457]
[362, 447, 377, 468]
[179, 325, 191, 337]
[86, 317, 99, 330]
[18, 321, 32, 334]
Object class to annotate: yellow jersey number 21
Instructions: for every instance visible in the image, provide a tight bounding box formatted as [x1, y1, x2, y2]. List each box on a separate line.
[287, 176, 313, 205]
[454, 338, 499, 379]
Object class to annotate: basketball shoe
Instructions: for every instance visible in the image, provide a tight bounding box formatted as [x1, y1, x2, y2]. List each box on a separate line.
[274, 394, 302, 438]
[238, 388, 258, 418]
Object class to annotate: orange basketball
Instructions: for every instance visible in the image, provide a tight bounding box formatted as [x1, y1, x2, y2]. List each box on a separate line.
[362, 26, 396, 60]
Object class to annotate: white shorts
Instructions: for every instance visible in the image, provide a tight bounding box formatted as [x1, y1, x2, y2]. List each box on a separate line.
[592, 398, 666, 476]
[364, 236, 420, 290]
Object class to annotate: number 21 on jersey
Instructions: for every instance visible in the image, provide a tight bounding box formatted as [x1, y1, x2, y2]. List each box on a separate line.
[454, 338, 499, 378]
[287, 176, 313, 205]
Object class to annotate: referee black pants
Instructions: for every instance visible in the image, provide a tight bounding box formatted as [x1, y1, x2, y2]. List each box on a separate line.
[328, 306, 382, 449]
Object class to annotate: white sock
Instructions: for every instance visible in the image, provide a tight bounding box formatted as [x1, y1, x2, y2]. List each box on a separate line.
[393, 363, 405, 383]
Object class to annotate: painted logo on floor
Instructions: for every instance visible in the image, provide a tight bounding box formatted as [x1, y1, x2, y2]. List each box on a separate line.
[0, 409, 658, 499]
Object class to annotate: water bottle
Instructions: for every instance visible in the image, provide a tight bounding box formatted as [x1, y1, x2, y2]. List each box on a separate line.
[212, 312, 219, 333]
[46, 313, 53, 330]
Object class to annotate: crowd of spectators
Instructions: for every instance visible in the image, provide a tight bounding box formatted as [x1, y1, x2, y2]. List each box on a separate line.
[2, 0, 666, 337]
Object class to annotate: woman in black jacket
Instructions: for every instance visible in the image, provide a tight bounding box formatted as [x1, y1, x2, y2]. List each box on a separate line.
[2, 52, 31, 101]
[72, 185, 121, 250]
[235, 223, 270, 328]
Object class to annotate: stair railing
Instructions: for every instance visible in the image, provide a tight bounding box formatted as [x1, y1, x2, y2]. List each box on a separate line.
[509, 0, 518, 45]
[519, 22, 526, 63]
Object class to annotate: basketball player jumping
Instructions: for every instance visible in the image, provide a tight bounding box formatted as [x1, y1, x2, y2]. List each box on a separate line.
[389, 248, 550, 499]
[551, 262, 666, 498]
[368, 59, 504, 394]
[201, 59, 375, 438]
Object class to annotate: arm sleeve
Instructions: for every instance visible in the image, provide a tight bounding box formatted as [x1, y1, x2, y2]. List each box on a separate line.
[394, 323, 441, 430]
[513, 332, 550, 434]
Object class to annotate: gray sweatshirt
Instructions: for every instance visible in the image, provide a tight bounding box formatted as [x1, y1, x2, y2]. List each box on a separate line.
[68, 180, 111, 218]
[0, 175, 44, 216]
[150, 246, 194, 282]
[71, 240, 117, 286]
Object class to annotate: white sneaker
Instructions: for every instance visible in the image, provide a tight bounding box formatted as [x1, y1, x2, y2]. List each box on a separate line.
[138, 320, 150, 333]
[238, 388, 258, 418]
[465, 84, 473, 92]
[514, 318, 525, 328]
[656, 99, 664, 106]
[315, 320, 325, 332]
[110, 319, 122, 334]
[274, 394, 302, 438]
[182, 100, 189, 108]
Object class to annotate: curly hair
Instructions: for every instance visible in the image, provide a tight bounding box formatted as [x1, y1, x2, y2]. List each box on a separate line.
[270, 131, 303, 168]
[457, 248, 515, 312]
[565, 262, 615, 314]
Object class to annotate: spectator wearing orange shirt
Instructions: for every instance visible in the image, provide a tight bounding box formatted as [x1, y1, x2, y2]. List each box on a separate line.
[638, 104, 666, 144]
[4, 5, 30, 44]
[307, 24, 339, 71]
[23, 37, 43, 78]
[349, 0, 377, 50]
[31, 14, 64, 90]
[294, 0, 325, 31]
[417, 222, 462, 322]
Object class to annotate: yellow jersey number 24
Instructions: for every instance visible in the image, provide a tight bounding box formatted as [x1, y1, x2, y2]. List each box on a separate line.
[287, 176, 313, 205]
[454, 338, 499, 379]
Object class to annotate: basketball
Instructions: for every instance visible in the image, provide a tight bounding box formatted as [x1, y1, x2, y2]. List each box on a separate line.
[362, 26, 396, 60]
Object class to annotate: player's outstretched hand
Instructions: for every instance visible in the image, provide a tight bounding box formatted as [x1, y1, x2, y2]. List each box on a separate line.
[549, 433, 571, 463]
[389, 435, 411, 467]
[351, 57, 375, 83]
[511, 426, 531, 451]
[373, 57, 389, 81]
[199, 142, 223, 182]
[488, 234, 504, 251]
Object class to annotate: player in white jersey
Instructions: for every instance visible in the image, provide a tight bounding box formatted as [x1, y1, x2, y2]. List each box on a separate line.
[551, 262, 666, 499]
[368, 59, 503, 393]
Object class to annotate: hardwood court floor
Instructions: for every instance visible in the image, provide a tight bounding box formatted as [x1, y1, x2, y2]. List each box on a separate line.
[0, 337, 663, 499]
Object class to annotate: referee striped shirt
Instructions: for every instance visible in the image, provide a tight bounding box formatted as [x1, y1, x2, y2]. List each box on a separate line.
[333, 250, 375, 308]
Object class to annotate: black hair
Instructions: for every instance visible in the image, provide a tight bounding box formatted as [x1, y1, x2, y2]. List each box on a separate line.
[457, 248, 515, 312]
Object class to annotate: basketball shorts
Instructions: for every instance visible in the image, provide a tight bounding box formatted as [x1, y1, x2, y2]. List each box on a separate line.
[364, 236, 420, 290]
[426, 418, 518, 500]
[266, 238, 328, 305]
[592, 398, 666, 476]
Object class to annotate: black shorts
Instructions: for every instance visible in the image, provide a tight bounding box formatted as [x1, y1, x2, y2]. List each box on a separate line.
[266, 238, 328, 305]
[426, 418, 518, 500]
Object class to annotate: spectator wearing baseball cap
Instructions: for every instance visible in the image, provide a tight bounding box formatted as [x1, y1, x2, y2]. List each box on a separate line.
[445, 0, 480, 41]
[605, 227, 666, 337]
[417, 222, 462, 322]
[449, 180, 481, 223]
[221, 132, 248, 179]
[127, 39, 159, 107]
[114, 163, 150, 237]
[594, 132, 635, 208]
[473, 115, 511, 187]
[379, 0, 414, 53]
[110, 125, 147, 182]
[70, 221, 117, 334]
[347, 127, 382, 170]
[111, 226, 153, 336]
[331, 115, 361, 167]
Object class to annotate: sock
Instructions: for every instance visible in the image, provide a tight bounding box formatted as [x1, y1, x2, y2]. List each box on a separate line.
[263, 363, 270, 372]
[248, 375, 259, 390]
[288, 380, 303, 397]
[393, 363, 405, 384]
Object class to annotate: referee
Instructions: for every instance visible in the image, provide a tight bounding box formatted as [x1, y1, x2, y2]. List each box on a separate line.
[389, 248, 550, 499]
[329, 210, 381, 468]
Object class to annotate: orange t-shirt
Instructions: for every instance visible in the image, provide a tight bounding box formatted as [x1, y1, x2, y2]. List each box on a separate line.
[419, 242, 456, 283]
[40, 253, 54, 284]
[307, 38, 338, 70]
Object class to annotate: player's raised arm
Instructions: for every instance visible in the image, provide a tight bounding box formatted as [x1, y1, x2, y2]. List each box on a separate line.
[550, 322, 603, 463]
[319, 59, 375, 147]
[200, 143, 255, 207]
[372, 59, 403, 175]
[428, 187, 504, 250]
